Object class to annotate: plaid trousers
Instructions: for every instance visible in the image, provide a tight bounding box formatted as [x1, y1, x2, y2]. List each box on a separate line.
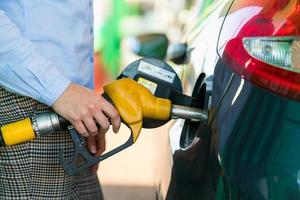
[0, 87, 104, 200]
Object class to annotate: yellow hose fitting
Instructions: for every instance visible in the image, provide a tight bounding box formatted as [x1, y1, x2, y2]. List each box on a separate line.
[1, 118, 35, 146]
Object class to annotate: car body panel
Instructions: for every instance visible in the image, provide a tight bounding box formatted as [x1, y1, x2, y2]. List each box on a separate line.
[213, 61, 300, 199]
[168, 0, 228, 153]
[166, 1, 226, 199]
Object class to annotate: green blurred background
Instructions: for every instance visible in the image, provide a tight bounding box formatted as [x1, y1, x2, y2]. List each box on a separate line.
[93, 0, 202, 91]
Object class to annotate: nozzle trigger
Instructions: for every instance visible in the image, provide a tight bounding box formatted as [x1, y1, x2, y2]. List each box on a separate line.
[59, 126, 134, 176]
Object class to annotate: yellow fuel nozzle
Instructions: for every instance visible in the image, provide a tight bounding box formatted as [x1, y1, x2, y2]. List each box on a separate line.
[103, 78, 172, 143]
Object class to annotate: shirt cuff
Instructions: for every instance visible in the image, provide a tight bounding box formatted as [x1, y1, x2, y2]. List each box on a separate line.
[39, 76, 71, 107]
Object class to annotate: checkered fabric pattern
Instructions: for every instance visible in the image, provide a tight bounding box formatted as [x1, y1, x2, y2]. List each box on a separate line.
[0, 87, 104, 200]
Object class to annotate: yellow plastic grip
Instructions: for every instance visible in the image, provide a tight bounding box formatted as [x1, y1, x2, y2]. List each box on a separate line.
[103, 78, 172, 143]
[1, 118, 35, 146]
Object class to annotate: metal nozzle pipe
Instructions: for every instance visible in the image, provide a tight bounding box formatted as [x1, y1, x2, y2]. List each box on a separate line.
[171, 104, 208, 123]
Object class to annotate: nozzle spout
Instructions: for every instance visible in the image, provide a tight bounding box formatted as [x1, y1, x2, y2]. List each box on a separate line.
[171, 105, 208, 123]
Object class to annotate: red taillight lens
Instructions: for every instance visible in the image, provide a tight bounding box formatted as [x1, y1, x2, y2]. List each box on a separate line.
[218, 0, 300, 101]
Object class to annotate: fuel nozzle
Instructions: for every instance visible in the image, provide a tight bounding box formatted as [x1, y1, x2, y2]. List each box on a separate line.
[103, 78, 208, 142]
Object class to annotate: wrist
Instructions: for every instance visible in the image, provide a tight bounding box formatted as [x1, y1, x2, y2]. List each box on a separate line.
[43, 78, 72, 106]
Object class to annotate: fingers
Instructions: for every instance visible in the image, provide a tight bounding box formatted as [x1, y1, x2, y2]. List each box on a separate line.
[83, 117, 98, 136]
[77, 101, 111, 137]
[87, 135, 98, 174]
[77, 106, 117, 137]
[101, 99, 121, 133]
[82, 96, 119, 136]
[90, 164, 99, 174]
[87, 132, 106, 156]
[95, 133, 106, 156]
[73, 121, 88, 137]
[94, 111, 110, 133]
[87, 136, 97, 154]
[87, 133, 106, 174]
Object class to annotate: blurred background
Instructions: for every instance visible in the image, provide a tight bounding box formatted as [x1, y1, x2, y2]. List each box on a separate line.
[93, 0, 197, 89]
[92, 0, 200, 199]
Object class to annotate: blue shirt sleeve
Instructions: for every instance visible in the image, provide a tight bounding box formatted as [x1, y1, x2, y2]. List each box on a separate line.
[0, 10, 71, 106]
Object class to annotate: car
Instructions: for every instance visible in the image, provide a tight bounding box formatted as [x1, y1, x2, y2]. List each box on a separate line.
[165, 0, 300, 199]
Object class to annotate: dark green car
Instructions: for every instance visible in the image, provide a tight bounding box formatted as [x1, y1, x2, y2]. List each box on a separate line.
[165, 0, 300, 199]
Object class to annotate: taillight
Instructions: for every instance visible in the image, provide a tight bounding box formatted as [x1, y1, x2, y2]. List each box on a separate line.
[243, 37, 298, 71]
[220, 0, 300, 101]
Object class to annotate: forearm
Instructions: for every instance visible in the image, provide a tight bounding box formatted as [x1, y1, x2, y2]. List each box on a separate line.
[0, 10, 71, 106]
